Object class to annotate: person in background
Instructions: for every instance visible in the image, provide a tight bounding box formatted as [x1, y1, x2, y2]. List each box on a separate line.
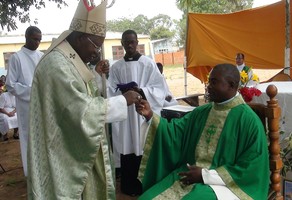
[235, 53, 258, 87]
[135, 63, 269, 200]
[0, 75, 6, 87]
[27, 1, 141, 199]
[108, 29, 166, 196]
[0, 91, 18, 141]
[0, 76, 6, 95]
[5, 26, 43, 176]
[156, 62, 178, 107]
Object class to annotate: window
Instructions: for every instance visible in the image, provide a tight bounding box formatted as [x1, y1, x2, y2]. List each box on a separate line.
[3, 52, 15, 69]
[112, 46, 124, 60]
[137, 44, 145, 55]
[112, 44, 145, 60]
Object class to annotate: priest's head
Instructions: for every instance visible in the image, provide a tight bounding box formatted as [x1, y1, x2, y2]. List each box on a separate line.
[24, 26, 42, 51]
[235, 53, 245, 66]
[207, 63, 240, 103]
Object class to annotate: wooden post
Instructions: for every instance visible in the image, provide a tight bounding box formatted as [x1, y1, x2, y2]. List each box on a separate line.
[266, 85, 283, 200]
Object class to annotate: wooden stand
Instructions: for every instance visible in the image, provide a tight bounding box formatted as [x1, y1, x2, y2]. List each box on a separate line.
[248, 84, 283, 200]
[175, 93, 204, 107]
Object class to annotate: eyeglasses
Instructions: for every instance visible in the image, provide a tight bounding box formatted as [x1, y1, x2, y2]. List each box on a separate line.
[87, 37, 101, 53]
[122, 40, 137, 45]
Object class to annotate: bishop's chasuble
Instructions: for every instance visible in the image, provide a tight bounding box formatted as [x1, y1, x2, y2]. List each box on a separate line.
[139, 95, 269, 200]
[28, 41, 123, 200]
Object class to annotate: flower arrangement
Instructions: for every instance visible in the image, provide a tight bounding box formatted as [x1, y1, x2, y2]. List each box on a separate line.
[238, 70, 262, 102]
[203, 67, 262, 103]
[239, 70, 259, 87]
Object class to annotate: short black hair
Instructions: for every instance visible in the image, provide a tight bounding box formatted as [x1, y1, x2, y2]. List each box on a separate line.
[122, 30, 137, 40]
[213, 63, 240, 89]
[25, 26, 41, 37]
[236, 53, 245, 59]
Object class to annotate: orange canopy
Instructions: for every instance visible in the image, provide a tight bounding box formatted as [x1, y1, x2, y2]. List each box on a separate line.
[186, 0, 291, 83]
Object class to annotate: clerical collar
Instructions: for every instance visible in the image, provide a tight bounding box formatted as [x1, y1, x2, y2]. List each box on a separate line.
[213, 93, 244, 111]
[217, 92, 239, 105]
[124, 52, 141, 62]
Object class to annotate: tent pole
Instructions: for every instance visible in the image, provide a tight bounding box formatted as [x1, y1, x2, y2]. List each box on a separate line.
[184, 2, 190, 96]
[284, 0, 291, 76]
[184, 56, 187, 95]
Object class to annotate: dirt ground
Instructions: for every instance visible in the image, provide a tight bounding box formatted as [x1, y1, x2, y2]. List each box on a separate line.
[0, 66, 280, 200]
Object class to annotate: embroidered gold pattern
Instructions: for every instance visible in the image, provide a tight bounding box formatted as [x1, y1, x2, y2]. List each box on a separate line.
[138, 114, 160, 182]
[154, 181, 193, 200]
[206, 124, 217, 150]
[217, 167, 252, 199]
[89, 23, 106, 37]
[70, 19, 106, 37]
[195, 95, 245, 169]
[70, 19, 82, 31]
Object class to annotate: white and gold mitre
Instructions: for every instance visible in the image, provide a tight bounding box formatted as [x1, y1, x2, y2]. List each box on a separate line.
[69, 0, 107, 37]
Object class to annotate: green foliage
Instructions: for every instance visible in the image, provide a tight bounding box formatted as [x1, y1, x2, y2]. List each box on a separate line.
[107, 14, 178, 40]
[150, 27, 175, 41]
[280, 132, 292, 177]
[107, 17, 134, 33]
[176, 0, 253, 13]
[0, 0, 68, 31]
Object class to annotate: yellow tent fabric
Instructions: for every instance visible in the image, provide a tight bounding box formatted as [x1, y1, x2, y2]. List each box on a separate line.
[186, 0, 291, 83]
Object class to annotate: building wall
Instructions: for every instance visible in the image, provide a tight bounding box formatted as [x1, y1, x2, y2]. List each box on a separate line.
[0, 42, 51, 69]
[103, 38, 152, 64]
[0, 33, 151, 72]
[155, 50, 184, 65]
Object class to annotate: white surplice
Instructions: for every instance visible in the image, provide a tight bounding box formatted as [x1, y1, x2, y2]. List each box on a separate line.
[5, 46, 43, 176]
[108, 55, 166, 159]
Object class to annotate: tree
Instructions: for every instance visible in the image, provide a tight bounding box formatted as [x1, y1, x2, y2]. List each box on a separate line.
[149, 14, 176, 40]
[107, 14, 177, 41]
[175, 0, 254, 47]
[0, 0, 68, 31]
[106, 17, 133, 33]
[176, 0, 253, 14]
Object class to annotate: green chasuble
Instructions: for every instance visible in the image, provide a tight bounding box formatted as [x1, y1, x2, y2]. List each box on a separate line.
[28, 41, 115, 200]
[139, 95, 269, 200]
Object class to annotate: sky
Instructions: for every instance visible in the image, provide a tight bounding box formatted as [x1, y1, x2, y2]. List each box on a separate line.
[4, 0, 281, 35]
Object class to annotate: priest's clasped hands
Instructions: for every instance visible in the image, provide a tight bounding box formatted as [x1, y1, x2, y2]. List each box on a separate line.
[135, 99, 153, 121]
[178, 164, 203, 186]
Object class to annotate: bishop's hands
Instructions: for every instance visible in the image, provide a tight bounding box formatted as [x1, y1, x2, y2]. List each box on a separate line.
[135, 99, 153, 121]
[178, 164, 203, 185]
[95, 60, 109, 76]
[122, 90, 143, 106]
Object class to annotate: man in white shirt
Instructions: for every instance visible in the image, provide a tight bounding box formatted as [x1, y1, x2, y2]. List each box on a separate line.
[108, 30, 166, 196]
[6, 26, 43, 176]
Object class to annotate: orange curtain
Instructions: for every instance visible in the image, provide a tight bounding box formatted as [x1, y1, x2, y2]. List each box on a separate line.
[186, 0, 291, 83]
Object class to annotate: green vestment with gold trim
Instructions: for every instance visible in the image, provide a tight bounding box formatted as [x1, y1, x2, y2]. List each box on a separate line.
[139, 95, 269, 200]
